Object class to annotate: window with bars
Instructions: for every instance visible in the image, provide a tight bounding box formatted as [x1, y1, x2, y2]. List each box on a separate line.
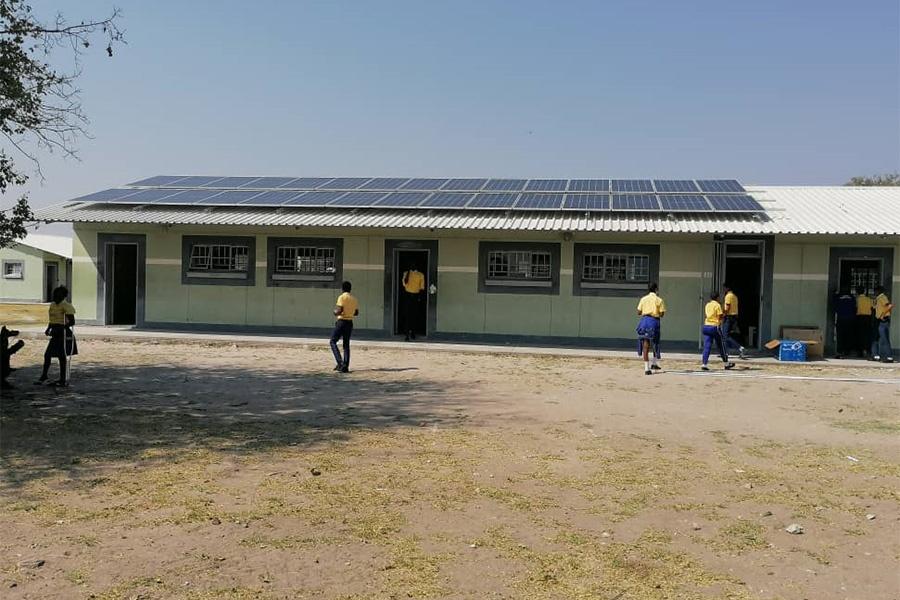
[478, 242, 559, 294]
[189, 244, 249, 273]
[582, 253, 650, 284]
[574, 243, 659, 297]
[2, 260, 24, 279]
[275, 246, 336, 275]
[487, 250, 552, 282]
[266, 237, 343, 288]
[182, 236, 256, 285]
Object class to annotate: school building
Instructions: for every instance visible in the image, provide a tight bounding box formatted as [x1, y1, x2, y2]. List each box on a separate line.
[0, 234, 72, 303]
[31, 177, 899, 356]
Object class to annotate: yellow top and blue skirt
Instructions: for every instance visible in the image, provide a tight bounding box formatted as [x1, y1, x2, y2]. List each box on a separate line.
[636, 292, 666, 359]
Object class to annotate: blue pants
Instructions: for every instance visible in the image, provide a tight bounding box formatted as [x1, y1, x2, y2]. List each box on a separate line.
[702, 325, 728, 365]
[330, 319, 353, 368]
[873, 319, 892, 359]
[636, 316, 661, 359]
[722, 315, 742, 354]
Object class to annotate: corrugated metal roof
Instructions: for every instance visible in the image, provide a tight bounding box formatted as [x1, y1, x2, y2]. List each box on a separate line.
[15, 233, 73, 258]
[32, 186, 900, 236]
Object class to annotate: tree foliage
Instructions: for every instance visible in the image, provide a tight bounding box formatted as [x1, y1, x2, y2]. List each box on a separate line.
[0, 0, 123, 248]
[845, 173, 900, 186]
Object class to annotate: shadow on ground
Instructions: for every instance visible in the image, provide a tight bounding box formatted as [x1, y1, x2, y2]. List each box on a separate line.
[0, 358, 467, 492]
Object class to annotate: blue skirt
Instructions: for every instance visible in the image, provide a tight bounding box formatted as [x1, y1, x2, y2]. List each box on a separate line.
[636, 315, 661, 358]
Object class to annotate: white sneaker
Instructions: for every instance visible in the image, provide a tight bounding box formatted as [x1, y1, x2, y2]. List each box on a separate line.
[739, 347, 747, 360]
[701, 365, 710, 371]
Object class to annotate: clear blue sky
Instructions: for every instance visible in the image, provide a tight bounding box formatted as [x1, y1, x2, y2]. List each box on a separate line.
[16, 0, 900, 214]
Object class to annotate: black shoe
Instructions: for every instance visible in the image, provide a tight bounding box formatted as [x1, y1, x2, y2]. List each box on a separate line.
[52, 380, 68, 387]
[333, 365, 342, 372]
[724, 362, 736, 370]
[882, 358, 895, 364]
[34, 375, 48, 385]
[644, 369, 652, 375]
[340, 367, 350, 373]
[651, 364, 661, 371]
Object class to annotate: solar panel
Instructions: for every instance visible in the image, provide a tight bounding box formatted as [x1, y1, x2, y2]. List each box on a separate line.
[515, 193, 564, 210]
[127, 176, 188, 187]
[567, 179, 609, 192]
[374, 192, 430, 207]
[161, 176, 225, 187]
[119, 188, 188, 203]
[706, 195, 764, 212]
[364, 178, 411, 190]
[283, 191, 348, 206]
[238, 190, 300, 205]
[240, 177, 303, 189]
[525, 179, 567, 191]
[319, 178, 373, 190]
[482, 179, 527, 192]
[200, 177, 260, 188]
[420, 192, 474, 208]
[401, 178, 448, 190]
[73, 188, 144, 203]
[157, 189, 223, 204]
[612, 194, 660, 211]
[442, 178, 487, 191]
[697, 180, 745, 193]
[562, 194, 609, 210]
[283, 177, 334, 189]
[468, 193, 519, 209]
[328, 191, 388, 206]
[202, 190, 268, 204]
[659, 194, 711, 212]
[654, 179, 699, 193]
[610, 179, 653, 193]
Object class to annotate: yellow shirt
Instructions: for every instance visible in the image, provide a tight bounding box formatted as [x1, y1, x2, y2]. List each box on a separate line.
[402, 270, 425, 294]
[335, 292, 358, 321]
[704, 300, 724, 326]
[723, 291, 739, 316]
[48, 301, 76, 326]
[856, 295, 873, 316]
[637, 292, 666, 318]
[875, 293, 892, 320]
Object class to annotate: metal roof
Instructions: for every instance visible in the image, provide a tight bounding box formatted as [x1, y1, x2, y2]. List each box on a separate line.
[12, 233, 73, 258]
[33, 186, 900, 236]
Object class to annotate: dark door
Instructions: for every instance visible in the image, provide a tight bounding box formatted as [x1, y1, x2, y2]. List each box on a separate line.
[722, 241, 764, 348]
[107, 244, 138, 325]
[395, 249, 429, 337]
[44, 263, 58, 302]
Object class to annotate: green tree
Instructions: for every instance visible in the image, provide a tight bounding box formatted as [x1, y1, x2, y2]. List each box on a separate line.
[845, 173, 900, 186]
[1, 0, 123, 248]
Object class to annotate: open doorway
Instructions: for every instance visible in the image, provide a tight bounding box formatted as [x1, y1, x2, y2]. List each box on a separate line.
[827, 247, 893, 355]
[106, 243, 138, 325]
[384, 239, 439, 339]
[394, 249, 429, 338]
[716, 240, 765, 348]
[44, 262, 58, 302]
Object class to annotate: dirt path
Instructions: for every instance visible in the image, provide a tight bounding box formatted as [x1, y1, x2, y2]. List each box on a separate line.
[1, 339, 898, 599]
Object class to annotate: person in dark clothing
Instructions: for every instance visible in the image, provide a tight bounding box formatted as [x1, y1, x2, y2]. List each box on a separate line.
[400, 264, 425, 341]
[833, 288, 857, 358]
[1, 326, 25, 390]
[36, 286, 77, 387]
[854, 288, 874, 357]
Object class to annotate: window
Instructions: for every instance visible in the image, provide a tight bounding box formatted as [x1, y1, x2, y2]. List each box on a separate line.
[266, 237, 343, 288]
[574, 243, 659, 297]
[478, 242, 560, 294]
[2, 260, 24, 279]
[181, 236, 256, 286]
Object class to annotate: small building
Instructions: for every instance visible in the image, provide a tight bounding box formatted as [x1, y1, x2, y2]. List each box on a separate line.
[33, 177, 899, 355]
[0, 233, 72, 303]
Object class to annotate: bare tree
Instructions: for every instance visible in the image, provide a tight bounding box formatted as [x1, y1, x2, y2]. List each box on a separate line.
[0, 0, 124, 248]
[845, 173, 900, 187]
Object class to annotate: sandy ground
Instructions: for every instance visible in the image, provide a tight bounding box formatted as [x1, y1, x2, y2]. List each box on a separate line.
[0, 337, 898, 600]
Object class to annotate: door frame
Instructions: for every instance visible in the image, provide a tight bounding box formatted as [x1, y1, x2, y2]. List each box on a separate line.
[713, 235, 774, 349]
[826, 246, 894, 354]
[43, 261, 58, 302]
[97, 233, 147, 326]
[383, 239, 438, 337]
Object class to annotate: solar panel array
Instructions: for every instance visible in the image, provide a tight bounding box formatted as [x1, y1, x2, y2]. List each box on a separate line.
[72, 177, 763, 213]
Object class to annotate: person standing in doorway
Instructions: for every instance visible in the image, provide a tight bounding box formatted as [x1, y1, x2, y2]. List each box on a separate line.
[36, 286, 77, 387]
[330, 281, 359, 373]
[872, 285, 894, 363]
[636, 282, 666, 375]
[855, 287, 874, 358]
[833, 288, 857, 359]
[400, 263, 425, 341]
[722, 284, 746, 359]
[701, 291, 736, 371]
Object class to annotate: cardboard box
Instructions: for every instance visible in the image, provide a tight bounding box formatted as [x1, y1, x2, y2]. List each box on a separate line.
[780, 326, 824, 359]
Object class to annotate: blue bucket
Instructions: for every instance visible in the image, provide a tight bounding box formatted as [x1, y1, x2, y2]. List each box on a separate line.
[778, 340, 807, 362]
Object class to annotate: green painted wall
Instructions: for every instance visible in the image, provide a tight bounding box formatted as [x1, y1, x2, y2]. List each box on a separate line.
[0, 244, 68, 303]
[71, 223, 899, 349]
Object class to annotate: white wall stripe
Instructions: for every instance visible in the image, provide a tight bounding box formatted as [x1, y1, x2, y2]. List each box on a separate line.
[560, 268, 574, 276]
[774, 273, 828, 281]
[660, 271, 704, 278]
[344, 263, 384, 271]
[438, 266, 478, 273]
[146, 258, 181, 266]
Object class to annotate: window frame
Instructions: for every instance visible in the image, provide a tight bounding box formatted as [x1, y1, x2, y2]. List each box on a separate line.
[573, 243, 660, 297]
[181, 235, 256, 286]
[266, 237, 343, 288]
[478, 241, 560, 295]
[2, 259, 24, 280]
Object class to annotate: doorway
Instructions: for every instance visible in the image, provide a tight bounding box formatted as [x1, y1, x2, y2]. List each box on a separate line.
[827, 247, 893, 354]
[714, 239, 768, 348]
[106, 243, 138, 325]
[383, 239, 439, 338]
[44, 262, 58, 302]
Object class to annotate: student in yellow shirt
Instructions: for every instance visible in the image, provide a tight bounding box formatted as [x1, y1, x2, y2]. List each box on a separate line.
[701, 291, 736, 371]
[721, 284, 746, 359]
[855, 288, 874, 358]
[400, 263, 426, 342]
[330, 281, 359, 373]
[872, 285, 894, 363]
[36, 286, 77, 387]
[636, 282, 665, 375]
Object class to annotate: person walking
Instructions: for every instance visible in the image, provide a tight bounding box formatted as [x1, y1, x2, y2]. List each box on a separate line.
[872, 285, 894, 363]
[855, 288, 874, 358]
[636, 282, 666, 375]
[36, 286, 77, 387]
[701, 291, 736, 371]
[722, 284, 746, 359]
[400, 263, 425, 341]
[833, 288, 857, 359]
[330, 281, 359, 373]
